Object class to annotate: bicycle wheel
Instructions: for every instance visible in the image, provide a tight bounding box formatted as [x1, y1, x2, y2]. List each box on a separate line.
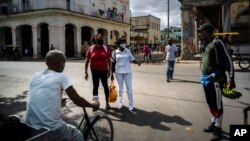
[239, 59, 250, 70]
[85, 115, 114, 141]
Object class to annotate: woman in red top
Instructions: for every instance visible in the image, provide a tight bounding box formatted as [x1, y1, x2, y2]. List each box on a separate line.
[85, 34, 111, 110]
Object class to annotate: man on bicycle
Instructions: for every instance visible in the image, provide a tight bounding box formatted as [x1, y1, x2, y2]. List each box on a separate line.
[26, 50, 99, 141]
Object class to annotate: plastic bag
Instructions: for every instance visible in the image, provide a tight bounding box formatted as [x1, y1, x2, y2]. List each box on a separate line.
[109, 80, 117, 103]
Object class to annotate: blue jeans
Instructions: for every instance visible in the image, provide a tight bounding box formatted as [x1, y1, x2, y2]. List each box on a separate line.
[47, 122, 84, 141]
[166, 60, 175, 80]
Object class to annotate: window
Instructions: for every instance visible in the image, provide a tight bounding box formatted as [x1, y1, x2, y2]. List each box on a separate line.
[113, 7, 117, 13]
[113, 1, 117, 6]
[100, 3, 105, 10]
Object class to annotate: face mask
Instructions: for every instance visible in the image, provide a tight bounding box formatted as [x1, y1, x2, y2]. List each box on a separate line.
[96, 40, 104, 45]
[120, 43, 126, 49]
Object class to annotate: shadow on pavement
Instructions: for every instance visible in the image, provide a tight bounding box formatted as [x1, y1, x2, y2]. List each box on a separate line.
[99, 107, 192, 131]
[171, 78, 201, 84]
[0, 90, 28, 116]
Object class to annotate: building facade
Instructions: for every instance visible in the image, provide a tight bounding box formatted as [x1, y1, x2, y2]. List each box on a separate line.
[0, 0, 130, 58]
[161, 27, 181, 45]
[178, 0, 249, 59]
[130, 15, 160, 45]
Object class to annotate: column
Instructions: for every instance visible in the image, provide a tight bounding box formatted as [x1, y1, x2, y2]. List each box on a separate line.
[106, 30, 110, 45]
[59, 26, 66, 53]
[11, 28, 16, 47]
[48, 25, 54, 47]
[223, 2, 232, 32]
[76, 28, 81, 57]
[180, 5, 196, 60]
[32, 27, 38, 58]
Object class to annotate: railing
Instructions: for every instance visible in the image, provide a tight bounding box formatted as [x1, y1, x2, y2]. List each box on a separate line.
[0, 0, 129, 24]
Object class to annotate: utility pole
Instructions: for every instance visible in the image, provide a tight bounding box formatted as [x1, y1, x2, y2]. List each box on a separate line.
[167, 0, 170, 40]
[249, 0, 250, 43]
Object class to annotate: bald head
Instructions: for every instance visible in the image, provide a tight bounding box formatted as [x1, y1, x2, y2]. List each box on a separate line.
[45, 50, 66, 70]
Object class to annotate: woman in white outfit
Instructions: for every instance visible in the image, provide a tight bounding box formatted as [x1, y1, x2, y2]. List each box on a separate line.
[110, 38, 141, 111]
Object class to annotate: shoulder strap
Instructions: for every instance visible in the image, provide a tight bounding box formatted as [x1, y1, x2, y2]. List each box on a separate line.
[102, 45, 108, 53]
[89, 45, 95, 54]
[111, 50, 116, 62]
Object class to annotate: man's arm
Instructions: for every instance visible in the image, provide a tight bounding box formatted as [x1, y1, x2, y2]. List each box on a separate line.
[217, 40, 235, 88]
[65, 86, 99, 108]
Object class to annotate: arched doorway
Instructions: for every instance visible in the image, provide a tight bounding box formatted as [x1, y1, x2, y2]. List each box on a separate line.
[110, 30, 119, 44]
[65, 24, 75, 57]
[97, 28, 108, 44]
[40, 23, 49, 57]
[232, 7, 250, 44]
[81, 26, 94, 56]
[16, 25, 32, 57]
[0, 27, 12, 45]
[122, 31, 127, 41]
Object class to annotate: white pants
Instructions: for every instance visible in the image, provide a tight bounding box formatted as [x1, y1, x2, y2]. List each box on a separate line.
[115, 73, 133, 109]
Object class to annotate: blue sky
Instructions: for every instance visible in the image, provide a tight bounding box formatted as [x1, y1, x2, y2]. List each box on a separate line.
[130, 0, 181, 29]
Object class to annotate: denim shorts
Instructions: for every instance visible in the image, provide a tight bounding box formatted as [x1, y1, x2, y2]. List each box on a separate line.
[47, 123, 84, 141]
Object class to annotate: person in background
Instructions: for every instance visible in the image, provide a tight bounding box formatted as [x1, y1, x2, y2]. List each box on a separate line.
[165, 39, 178, 82]
[85, 33, 112, 110]
[143, 44, 150, 64]
[110, 38, 141, 111]
[148, 46, 155, 63]
[223, 34, 234, 55]
[197, 23, 235, 141]
[26, 50, 99, 141]
[50, 44, 55, 50]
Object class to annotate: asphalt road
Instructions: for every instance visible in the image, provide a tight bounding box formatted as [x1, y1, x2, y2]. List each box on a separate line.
[0, 60, 249, 141]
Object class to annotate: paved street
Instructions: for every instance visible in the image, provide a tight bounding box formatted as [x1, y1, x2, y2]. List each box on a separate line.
[0, 59, 250, 141]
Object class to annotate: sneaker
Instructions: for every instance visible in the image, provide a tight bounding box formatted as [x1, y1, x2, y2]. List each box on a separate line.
[203, 122, 215, 133]
[118, 104, 123, 109]
[92, 96, 99, 111]
[106, 103, 110, 110]
[129, 107, 134, 111]
[92, 96, 99, 101]
[211, 127, 222, 141]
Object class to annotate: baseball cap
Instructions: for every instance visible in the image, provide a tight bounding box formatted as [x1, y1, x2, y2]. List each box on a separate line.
[115, 38, 126, 45]
[197, 23, 214, 32]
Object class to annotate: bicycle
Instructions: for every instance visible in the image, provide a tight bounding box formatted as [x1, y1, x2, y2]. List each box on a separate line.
[232, 46, 250, 70]
[63, 98, 114, 141]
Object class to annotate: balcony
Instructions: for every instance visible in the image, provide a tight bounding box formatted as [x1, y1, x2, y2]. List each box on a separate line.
[0, 0, 129, 24]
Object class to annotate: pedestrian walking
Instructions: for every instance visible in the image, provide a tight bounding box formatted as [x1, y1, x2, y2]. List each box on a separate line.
[165, 39, 178, 82]
[197, 23, 235, 141]
[110, 38, 141, 111]
[148, 46, 155, 63]
[143, 44, 150, 64]
[50, 44, 55, 50]
[85, 33, 112, 110]
[26, 50, 99, 141]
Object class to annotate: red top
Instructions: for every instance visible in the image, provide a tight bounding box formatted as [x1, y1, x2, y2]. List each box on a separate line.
[143, 45, 149, 54]
[86, 45, 110, 71]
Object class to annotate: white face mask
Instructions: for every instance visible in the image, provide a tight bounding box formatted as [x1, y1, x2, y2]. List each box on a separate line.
[120, 43, 126, 49]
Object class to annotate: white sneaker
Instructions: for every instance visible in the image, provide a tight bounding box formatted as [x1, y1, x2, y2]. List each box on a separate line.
[118, 104, 123, 109]
[93, 96, 99, 102]
[129, 107, 134, 111]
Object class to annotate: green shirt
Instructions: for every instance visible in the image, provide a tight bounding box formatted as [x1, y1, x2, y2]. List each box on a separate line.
[201, 38, 234, 81]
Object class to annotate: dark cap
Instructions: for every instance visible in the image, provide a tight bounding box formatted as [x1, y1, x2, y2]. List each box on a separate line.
[197, 23, 214, 32]
[115, 38, 126, 45]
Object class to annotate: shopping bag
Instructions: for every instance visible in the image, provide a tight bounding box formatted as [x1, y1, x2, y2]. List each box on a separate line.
[109, 80, 117, 103]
